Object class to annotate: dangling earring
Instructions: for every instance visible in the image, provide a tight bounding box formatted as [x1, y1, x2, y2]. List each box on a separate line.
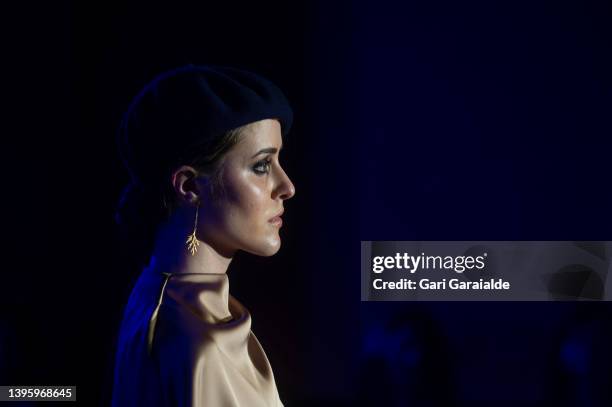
[186, 202, 201, 256]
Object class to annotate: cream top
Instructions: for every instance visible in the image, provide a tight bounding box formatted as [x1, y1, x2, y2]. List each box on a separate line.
[111, 263, 284, 407]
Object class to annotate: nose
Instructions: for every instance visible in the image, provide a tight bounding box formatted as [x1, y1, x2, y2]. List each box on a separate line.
[273, 166, 295, 200]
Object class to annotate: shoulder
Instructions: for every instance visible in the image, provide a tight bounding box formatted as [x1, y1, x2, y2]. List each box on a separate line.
[148, 301, 229, 406]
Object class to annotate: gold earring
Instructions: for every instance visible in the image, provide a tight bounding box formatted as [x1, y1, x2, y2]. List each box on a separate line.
[185, 202, 201, 256]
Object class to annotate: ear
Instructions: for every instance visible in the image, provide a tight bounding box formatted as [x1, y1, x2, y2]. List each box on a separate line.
[170, 165, 210, 205]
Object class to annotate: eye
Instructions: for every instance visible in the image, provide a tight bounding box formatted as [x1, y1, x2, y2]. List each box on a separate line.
[252, 158, 272, 175]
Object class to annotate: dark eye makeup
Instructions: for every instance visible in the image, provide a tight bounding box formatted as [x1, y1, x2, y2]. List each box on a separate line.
[252, 158, 272, 175]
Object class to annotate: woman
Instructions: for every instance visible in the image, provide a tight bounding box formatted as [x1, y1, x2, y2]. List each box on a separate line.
[111, 64, 295, 406]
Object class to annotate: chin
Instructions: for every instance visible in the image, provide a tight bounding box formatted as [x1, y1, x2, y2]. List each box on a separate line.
[244, 237, 282, 257]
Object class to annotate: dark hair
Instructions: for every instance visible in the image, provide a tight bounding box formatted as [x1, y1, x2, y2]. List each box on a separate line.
[115, 124, 247, 269]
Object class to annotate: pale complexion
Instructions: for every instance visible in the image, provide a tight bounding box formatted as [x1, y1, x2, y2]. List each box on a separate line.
[148, 119, 295, 275]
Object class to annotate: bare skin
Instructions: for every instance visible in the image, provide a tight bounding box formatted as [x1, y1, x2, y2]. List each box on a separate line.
[148, 119, 295, 275]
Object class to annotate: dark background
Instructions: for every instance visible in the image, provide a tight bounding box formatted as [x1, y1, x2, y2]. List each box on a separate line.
[1, 0, 611, 406]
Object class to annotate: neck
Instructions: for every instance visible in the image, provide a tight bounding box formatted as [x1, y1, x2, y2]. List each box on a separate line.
[148, 207, 234, 275]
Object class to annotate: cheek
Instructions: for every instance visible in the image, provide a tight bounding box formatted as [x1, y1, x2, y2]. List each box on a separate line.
[206, 164, 282, 255]
[222, 173, 271, 233]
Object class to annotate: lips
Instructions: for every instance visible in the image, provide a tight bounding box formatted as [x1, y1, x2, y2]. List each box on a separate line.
[268, 208, 284, 224]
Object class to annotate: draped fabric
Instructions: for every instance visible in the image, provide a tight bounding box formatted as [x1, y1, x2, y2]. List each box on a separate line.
[111, 263, 284, 407]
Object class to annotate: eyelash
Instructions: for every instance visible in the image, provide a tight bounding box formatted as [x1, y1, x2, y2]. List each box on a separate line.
[253, 158, 272, 175]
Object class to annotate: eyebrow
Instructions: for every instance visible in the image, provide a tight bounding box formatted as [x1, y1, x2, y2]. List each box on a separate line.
[251, 145, 283, 158]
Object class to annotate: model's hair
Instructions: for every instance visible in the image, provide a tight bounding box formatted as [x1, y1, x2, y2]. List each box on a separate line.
[159, 124, 247, 217]
[115, 124, 249, 269]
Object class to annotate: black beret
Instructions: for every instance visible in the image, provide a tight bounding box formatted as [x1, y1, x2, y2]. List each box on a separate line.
[117, 64, 293, 187]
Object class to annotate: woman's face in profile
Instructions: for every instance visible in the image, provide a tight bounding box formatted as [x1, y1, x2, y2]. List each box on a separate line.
[199, 119, 295, 257]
